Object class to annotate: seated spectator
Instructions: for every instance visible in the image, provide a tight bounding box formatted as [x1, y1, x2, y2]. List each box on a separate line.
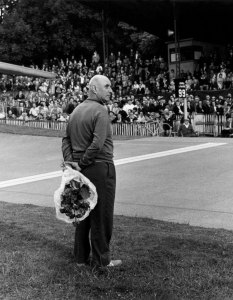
[221, 116, 233, 137]
[118, 106, 127, 121]
[136, 111, 146, 123]
[114, 112, 125, 123]
[57, 112, 69, 122]
[168, 80, 175, 92]
[18, 102, 27, 115]
[123, 98, 135, 113]
[185, 75, 193, 91]
[29, 103, 39, 119]
[191, 78, 200, 91]
[125, 111, 138, 123]
[137, 81, 145, 94]
[199, 71, 209, 90]
[112, 102, 120, 115]
[18, 111, 29, 121]
[178, 117, 197, 137]
[209, 70, 217, 90]
[217, 72, 224, 89]
[7, 110, 16, 119]
[147, 112, 161, 125]
[15, 90, 25, 101]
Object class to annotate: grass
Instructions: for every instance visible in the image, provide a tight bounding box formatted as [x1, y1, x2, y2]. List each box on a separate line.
[1, 202, 233, 300]
[0, 124, 147, 140]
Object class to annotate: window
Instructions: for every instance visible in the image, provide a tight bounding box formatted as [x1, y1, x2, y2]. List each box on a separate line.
[170, 45, 203, 62]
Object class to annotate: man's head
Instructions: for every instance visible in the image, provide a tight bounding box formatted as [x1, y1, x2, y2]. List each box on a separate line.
[88, 75, 113, 103]
[184, 118, 189, 125]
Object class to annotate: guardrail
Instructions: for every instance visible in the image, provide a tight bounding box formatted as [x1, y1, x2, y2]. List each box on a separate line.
[0, 119, 68, 130]
[0, 114, 228, 136]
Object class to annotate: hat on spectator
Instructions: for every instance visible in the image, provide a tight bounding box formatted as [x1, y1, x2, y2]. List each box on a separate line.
[184, 117, 190, 121]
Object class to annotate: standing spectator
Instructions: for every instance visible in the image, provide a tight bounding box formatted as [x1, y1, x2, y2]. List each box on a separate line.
[196, 100, 204, 114]
[173, 100, 184, 116]
[203, 100, 214, 114]
[92, 51, 100, 69]
[109, 53, 116, 64]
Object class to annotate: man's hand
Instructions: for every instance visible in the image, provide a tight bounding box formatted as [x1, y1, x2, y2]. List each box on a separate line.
[65, 161, 82, 172]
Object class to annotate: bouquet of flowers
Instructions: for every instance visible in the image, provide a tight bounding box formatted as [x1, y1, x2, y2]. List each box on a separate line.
[54, 164, 98, 226]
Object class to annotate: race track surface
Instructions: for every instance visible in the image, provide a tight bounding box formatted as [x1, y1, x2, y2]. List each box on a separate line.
[1, 132, 233, 230]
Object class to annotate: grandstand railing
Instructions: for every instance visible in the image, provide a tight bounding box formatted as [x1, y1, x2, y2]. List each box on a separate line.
[0, 114, 227, 136]
[0, 119, 68, 130]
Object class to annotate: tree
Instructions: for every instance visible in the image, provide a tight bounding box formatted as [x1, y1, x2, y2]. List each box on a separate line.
[0, 10, 35, 63]
[118, 22, 161, 57]
[0, 0, 162, 64]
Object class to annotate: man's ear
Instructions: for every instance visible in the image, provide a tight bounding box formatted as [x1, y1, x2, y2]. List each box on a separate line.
[91, 84, 97, 94]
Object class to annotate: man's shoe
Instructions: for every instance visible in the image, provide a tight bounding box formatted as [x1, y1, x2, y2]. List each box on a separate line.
[107, 260, 122, 267]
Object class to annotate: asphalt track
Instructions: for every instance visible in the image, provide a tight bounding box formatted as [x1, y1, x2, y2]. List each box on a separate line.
[1, 132, 233, 230]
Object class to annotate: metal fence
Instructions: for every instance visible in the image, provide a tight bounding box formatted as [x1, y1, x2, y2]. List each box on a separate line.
[0, 114, 227, 136]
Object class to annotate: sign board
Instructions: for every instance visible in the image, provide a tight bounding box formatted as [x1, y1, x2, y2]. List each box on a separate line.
[174, 79, 186, 98]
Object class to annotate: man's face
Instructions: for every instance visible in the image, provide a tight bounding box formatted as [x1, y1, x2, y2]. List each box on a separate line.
[96, 77, 113, 102]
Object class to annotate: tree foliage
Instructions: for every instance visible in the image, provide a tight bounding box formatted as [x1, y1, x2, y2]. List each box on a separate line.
[0, 0, 160, 64]
[0, 10, 35, 63]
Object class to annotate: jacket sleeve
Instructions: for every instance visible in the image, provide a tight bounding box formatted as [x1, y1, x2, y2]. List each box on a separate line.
[61, 122, 73, 162]
[78, 115, 108, 169]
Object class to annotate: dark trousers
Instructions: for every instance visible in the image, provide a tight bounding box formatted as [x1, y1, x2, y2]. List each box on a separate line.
[74, 162, 116, 266]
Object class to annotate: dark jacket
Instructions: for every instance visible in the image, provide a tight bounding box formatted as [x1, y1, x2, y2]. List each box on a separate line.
[178, 124, 195, 137]
[196, 105, 204, 114]
[62, 99, 113, 169]
[203, 104, 214, 114]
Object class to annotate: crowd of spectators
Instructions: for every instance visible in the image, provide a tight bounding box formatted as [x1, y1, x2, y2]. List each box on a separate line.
[0, 48, 233, 128]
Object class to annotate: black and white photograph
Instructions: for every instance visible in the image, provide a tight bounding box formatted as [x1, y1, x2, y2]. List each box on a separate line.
[1, 0, 233, 299]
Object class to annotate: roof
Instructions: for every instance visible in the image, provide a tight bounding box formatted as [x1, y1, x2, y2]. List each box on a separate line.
[0, 62, 57, 79]
[79, 0, 233, 45]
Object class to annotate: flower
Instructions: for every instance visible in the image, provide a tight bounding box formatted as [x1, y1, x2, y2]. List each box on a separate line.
[60, 180, 91, 226]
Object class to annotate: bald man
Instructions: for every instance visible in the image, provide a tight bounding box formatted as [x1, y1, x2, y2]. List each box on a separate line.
[62, 75, 122, 267]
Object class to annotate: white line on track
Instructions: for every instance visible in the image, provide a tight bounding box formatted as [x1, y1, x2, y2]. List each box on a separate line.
[0, 142, 226, 189]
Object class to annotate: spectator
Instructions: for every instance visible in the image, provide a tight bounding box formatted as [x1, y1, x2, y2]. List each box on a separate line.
[173, 100, 184, 116]
[92, 51, 100, 69]
[136, 111, 146, 123]
[178, 117, 197, 137]
[196, 100, 204, 114]
[203, 100, 214, 114]
[123, 98, 135, 113]
[29, 103, 39, 118]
